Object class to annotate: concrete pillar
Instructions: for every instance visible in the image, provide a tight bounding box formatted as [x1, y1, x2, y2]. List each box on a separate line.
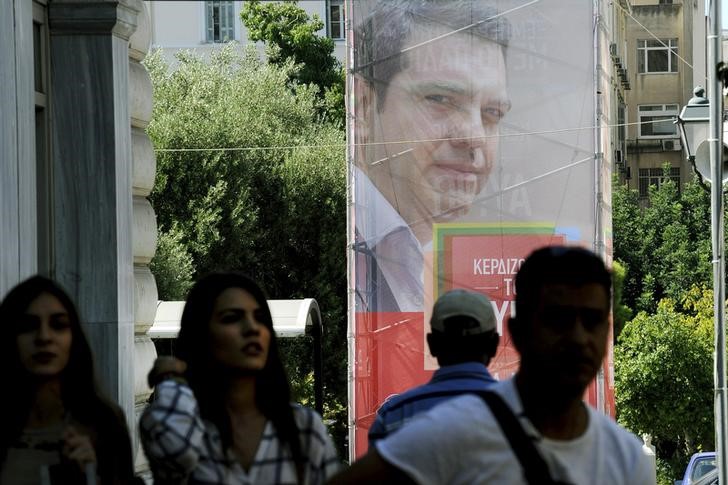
[0, 0, 35, 296]
[48, 0, 139, 429]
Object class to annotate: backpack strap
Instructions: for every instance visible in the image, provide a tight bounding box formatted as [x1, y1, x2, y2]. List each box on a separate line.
[475, 391, 570, 485]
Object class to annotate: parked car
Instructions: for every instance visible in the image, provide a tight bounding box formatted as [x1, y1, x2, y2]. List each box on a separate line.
[692, 468, 718, 485]
[677, 452, 717, 485]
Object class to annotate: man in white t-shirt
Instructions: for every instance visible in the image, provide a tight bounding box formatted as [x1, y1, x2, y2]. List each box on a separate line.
[330, 246, 655, 485]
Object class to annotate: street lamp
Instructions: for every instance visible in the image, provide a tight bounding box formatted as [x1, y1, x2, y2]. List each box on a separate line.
[675, 87, 710, 187]
[676, 82, 728, 485]
[675, 86, 728, 186]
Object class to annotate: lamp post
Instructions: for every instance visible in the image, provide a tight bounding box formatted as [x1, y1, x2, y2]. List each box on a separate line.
[706, 2, 727, 482]
[676, 81, 727, 485]
[675, 87, 710, 188]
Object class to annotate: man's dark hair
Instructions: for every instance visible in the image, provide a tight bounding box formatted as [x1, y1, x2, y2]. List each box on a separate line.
[354, 0, 511, 107]
[509, 246, 611, 345]
[428, 315, 499, 367]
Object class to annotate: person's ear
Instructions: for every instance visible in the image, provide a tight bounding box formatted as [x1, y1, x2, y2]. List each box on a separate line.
[508, 316, 523, 349]
[489, 332, 500, 353]
[426, 333, 440, 357]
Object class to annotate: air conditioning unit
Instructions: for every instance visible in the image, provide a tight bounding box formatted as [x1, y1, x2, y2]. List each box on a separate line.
[662, 139, 681, 151]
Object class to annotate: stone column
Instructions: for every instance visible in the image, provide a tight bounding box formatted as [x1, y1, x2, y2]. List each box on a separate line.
[128, 0, 159, 473]
[0, 0, 35, 295]
[48, 0, 139, 429]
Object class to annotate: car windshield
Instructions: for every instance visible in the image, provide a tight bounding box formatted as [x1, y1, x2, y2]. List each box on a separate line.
[692, 457, 717, 481]
[693, 469, 718, 485]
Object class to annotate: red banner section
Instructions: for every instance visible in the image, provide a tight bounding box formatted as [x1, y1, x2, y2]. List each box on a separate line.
[353, 227, 592, 456]
[354, 312, 428, 458]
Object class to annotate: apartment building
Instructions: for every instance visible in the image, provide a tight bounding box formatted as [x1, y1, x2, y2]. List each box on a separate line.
[148, 0, 346, 65]
[619, 0, 706, 199]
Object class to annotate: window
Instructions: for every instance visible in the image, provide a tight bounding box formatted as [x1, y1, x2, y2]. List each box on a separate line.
[638, 39, 678, 73]
[328, 0, 345, 40]
[205, 1, 235, 43]
[617, 103, 626, 145]
[638, 167, 680, 198]
[638, 104, 679, 138]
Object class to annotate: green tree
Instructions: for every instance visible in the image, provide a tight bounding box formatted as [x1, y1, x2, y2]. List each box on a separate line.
[240, 0, 345, 126]
[613, 171, 711, 315]
[150, 227, 195, 300]
[144, 45, 348, 453]
[612, 172, 719, 483]
[611, 260, 631, 340]
[615, 288, 714, 483]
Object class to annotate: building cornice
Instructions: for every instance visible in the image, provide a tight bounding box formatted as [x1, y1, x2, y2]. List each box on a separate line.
[49, 0, 139, 40]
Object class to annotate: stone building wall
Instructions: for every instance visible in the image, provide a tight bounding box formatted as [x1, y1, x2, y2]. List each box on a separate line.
[128, 0, 159, 473]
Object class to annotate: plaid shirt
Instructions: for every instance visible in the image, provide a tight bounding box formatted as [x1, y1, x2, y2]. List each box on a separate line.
[140, 380, 341, 484]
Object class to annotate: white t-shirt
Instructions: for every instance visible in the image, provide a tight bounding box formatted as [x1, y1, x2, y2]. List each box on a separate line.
[376, 378, 654, 485]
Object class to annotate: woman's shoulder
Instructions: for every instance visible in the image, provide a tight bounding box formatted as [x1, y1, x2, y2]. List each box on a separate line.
[288, 404, 340, 469]
[289, 404, 330, 438]
[290, 403, 323, 424]
[74, 397, 129, 438]
[106, 401, 128, 426]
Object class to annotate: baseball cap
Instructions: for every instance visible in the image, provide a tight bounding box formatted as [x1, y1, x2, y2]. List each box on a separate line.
[430, 289, 496, 336]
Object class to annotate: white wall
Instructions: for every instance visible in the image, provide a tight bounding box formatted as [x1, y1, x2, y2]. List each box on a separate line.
[148, 1, 345, 65]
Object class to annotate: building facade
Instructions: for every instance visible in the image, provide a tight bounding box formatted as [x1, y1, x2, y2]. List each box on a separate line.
[620, 0, 706, 199]
[148, 0, 347, 65]
[1, 0, 159, 473]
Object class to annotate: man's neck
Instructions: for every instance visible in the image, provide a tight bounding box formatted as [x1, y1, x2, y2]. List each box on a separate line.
[436, 356, 489, 367]
[514, 372, 589, 440]
[410, 219, 433, 247]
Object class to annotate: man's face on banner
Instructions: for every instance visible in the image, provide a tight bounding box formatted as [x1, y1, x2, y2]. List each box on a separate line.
[365, 27, 510, 241]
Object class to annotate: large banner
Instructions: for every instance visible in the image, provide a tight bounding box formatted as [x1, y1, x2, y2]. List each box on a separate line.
[348, 0, 611, 458]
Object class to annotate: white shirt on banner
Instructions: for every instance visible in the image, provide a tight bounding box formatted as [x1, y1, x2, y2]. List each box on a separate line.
[354, 166, 425, 312]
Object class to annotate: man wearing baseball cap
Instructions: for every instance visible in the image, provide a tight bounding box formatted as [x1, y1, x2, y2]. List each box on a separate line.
[368, 289, 499, 444]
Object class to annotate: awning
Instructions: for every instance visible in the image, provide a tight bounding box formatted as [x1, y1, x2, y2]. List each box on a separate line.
[149, 298, 325, 414]
[149, 298, 322, 339]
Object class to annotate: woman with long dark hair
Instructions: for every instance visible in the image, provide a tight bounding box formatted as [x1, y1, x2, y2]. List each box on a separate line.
[140, 272, 340, 484]
[0, 276, 136, 484]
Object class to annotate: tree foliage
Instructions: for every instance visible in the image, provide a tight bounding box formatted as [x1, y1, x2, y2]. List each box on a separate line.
[150, 227, 195, 301]
[240, 0, 345, 126]
[613, 171, 712, 315]
[612, 173, 721, 482]
[615, 290, 714, 474]
[611, 260, 631, 340]
[144, 45, 348, 452]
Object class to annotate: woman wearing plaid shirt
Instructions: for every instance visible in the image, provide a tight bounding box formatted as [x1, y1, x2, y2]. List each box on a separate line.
[140, 273, 340, 484]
